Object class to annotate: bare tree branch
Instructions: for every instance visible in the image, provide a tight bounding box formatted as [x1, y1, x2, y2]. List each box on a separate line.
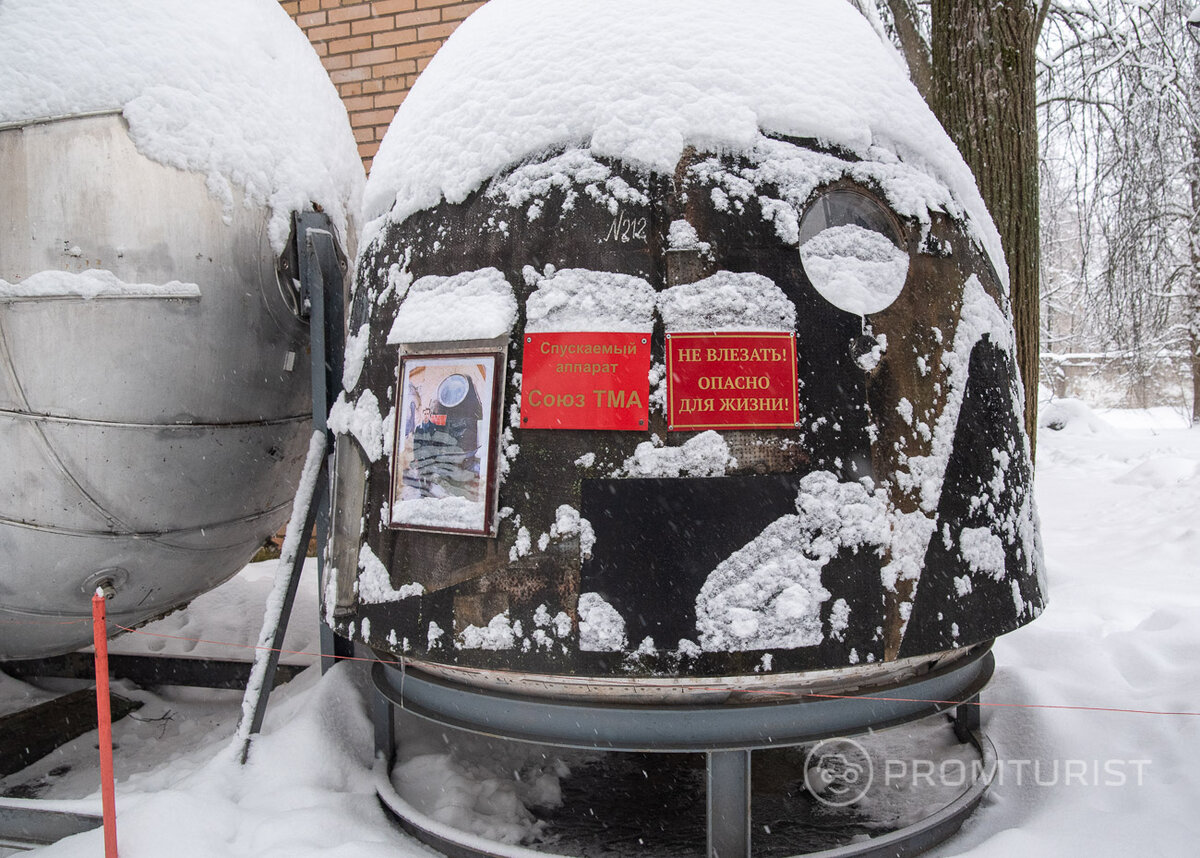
[1035, 0, 1053, 42]
[885, 0, 934, 102]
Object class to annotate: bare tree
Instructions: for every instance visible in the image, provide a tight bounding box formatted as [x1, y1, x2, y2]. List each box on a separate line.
[1038, 0, 1200, 420]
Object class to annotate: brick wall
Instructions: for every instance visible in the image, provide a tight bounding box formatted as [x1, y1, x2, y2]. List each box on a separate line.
[279, 0, 484, 169]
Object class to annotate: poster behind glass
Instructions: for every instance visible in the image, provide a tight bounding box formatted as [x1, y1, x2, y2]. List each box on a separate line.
[390, 353, 499, 535]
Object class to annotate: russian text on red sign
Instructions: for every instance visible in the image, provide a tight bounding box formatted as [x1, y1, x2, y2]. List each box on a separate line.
[666, 332, 798, 430]
[520, 332, 651, 430]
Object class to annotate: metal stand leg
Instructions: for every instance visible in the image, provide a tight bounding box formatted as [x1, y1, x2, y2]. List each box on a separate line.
[953, 693, 981, 743]
[298, 215, 350, 676]
[319, 624, 355, 673]
[373, 687, 395, 764]
[236, 433, 328, 763]
[706, 749, 751, 858]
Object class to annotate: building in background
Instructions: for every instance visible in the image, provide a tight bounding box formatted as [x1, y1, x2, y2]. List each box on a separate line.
[281, 0, 482, 168]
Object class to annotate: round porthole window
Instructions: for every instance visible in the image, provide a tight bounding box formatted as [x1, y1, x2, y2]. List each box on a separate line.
[798, 189, 910, 316]
[437, 373, 472, 408]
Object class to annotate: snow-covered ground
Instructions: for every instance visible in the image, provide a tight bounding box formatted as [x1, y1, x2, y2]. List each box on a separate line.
[4, 404, 1198, 857]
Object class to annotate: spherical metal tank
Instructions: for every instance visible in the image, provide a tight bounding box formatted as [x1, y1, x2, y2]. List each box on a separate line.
[328, 0, 1046, 703]
[0, 0, 363, 659]
[0, 113, 314, 658]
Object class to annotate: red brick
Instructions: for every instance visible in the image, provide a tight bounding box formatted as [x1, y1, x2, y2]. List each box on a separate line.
[351, 16, 396, 35]
[372, 0, 416, 13]
[373, 59, 417, 77]
[362, 78, 385, 94]
[353, 126, 376, 143]
[395, 9, 440, 27]
[393, 40, 440, 60]
[328, 34, 373, 52]
[352, 108, 397, 126]
[322, 53, 353, 71]
[352, 47, 397, 66]
[358, 140, 380, 160]
[441, 2, 483, 23]
[308, 22, 351, 40]
[375, 91, 406, 108]
[373, 28, 417, 47]
[330, 66, 371, 83]
[299, 0, 322, 12]
[296, 10, 326, 26]
[343, 95, 375, 112]
[417, 22, 458, 42]
[339, 81, 365, 96]
[328, 2, 372, 23]
[279, 1, 301, 15]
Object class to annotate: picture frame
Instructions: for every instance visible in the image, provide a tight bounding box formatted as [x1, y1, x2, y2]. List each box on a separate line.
[388, 351, 504, 536]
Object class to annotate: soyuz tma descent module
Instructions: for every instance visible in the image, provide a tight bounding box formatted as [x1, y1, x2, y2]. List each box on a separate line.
[328, 0, 1046, 701]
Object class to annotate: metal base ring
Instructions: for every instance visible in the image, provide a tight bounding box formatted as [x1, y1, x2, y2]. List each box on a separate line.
[372, 649, 996, 858]
[375, 730, 996, 858]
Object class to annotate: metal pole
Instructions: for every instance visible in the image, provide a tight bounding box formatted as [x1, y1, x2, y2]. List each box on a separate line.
[373, 689, 396, 764]
[235, 214, 347, 759]
[301, 224, 353, 673]
[236, 432, 328, 762]
[706, 750, 751, 858]
[953, 693, 981, 743]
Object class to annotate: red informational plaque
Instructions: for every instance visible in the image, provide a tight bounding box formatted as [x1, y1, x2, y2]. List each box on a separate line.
[666, 332, 798, 430]
[520, 332, 651, 430]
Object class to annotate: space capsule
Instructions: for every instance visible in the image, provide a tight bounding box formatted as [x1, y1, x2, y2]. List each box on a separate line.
[326, 0, 1045, 701]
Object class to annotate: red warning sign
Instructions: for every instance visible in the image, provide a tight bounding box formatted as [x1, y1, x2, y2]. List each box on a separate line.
[520, 332, 651, 430]
[667, 332, 798, 430]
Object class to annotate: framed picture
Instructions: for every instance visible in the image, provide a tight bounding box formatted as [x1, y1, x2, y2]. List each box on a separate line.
[389, 352, 503, 535]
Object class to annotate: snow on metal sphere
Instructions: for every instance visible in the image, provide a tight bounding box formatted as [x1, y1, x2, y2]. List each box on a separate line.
[0, 0, 363, 659]
[328, 0, 1046, 701]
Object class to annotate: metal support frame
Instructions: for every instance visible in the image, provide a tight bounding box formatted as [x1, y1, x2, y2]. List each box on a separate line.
[706, 750, 750, 858]
[372, 646, 993, 752]
[373, 693, 396, 767]
[372, 647, 997, 858]
[299, 215, 356, 674]
[0, 653, 306, 690]
[297, 214, 353, 674]
[953, 693, 981, 744]
[0, 798, 102, 851]
[235, 212, 349, 759]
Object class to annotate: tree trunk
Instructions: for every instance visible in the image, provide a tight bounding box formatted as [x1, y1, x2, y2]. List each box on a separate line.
[931, 1, 1041, 458]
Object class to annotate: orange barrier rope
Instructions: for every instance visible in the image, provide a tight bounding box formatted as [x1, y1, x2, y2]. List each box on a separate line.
[92, 591, 119, 858]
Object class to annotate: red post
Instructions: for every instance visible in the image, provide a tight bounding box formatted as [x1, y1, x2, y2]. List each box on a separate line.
[92, 589, 119, 858]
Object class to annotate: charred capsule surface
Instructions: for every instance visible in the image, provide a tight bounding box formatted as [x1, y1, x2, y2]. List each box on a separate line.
[327, 0, 1045, 700]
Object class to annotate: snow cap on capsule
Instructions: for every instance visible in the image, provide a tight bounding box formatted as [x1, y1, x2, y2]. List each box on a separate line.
[363, 0, 1005, 286]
